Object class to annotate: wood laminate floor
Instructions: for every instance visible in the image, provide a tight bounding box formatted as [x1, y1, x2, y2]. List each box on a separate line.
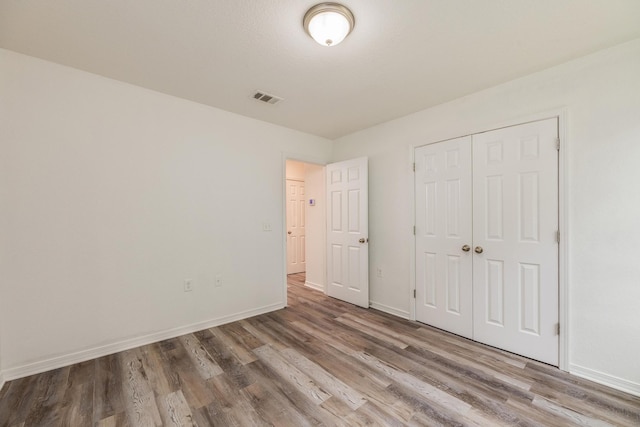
[1, 273, 639, 426]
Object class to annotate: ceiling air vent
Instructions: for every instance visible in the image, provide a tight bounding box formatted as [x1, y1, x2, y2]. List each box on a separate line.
[252, 90, 283, 105]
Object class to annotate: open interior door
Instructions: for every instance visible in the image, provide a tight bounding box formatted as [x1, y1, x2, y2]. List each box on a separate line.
[326, 157, 369, 308]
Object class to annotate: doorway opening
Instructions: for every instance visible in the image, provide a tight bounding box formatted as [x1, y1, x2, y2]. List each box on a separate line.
[283, 156, 370, 309]
[284, 159, 326, 303]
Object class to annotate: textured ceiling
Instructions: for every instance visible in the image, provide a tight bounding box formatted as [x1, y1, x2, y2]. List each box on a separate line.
[2, 0, 640, 139]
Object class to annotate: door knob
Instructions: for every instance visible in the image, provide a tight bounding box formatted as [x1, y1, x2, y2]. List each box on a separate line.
[462, 245, 471, 252]
[474, 246, 483, 254]
[287, 231, 292, 235]
[359, 238, 368, 243]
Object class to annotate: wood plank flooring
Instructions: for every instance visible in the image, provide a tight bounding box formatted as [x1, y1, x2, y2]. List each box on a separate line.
[1, 273, 639, 426]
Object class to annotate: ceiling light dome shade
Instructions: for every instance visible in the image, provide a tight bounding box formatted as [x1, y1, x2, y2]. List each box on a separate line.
[304, 3, 355, 47]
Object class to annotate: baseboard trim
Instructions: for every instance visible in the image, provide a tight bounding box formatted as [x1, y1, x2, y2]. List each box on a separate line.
[369, 301, 410, 320]
[304, 280, 324, 292]
[570, 363, 640, 397]
[0, 371, 6, 393]
[3, 302, 284, 382]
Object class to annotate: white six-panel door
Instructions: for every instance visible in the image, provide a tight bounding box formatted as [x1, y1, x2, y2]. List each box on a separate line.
[472, 119, 558, 365]
[415, 136, 474, 339]
[326, 157, 369, 308]
[286, 179, 306, 274]
[415, 118, 559, 365]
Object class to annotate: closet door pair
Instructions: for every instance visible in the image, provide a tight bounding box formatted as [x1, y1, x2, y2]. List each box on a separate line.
[415, 118, 559, 365]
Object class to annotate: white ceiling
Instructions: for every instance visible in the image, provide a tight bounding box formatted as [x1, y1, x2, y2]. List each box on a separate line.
[2, 1, 640, 139]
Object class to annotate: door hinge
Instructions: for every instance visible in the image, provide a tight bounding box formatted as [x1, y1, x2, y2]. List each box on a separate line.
[556, 323, 560, 335]
[413, 225, 416, 235]
[556, 230, 560, 243]
[556, 138, 560, 151]
[412, 162, 416, 172]
[413, 289, 416, 299]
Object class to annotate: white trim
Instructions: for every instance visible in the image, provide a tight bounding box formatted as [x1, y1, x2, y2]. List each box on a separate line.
[0, 371, 5, 393]
[411, 108, 569, 370]
[370, 301, 411, 320]
[570, 364, 640, 397]
[2, 302, 283, 382]
[408, 144, 417, 321]
[557, 108, 569, 372]
[304, 280, 324, 292]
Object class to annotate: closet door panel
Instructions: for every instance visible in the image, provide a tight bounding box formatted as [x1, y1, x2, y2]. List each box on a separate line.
[472, 118, 559, 365]
[415, 136, 473, 338]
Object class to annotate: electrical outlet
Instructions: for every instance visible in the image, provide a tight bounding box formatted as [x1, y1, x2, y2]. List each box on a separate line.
[184, 279, 193, 292]
[262, 222, 272, 232]
[215, 274, 223, 288]
[376, 267, 383, 278]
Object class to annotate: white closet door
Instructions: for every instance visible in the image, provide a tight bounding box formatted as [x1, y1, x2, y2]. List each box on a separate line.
[415, 136, 473, 338]
[472, 118, 559, 365]
[326, 157, 369, 308]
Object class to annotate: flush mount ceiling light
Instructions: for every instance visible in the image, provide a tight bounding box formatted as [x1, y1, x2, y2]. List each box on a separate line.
[303, 3, 355, 47]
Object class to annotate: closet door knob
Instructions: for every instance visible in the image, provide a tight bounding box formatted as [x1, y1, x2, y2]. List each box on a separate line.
[462, 245, 471, 252]
[474, 246, 484, 254]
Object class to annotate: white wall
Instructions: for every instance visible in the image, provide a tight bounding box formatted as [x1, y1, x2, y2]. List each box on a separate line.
[285, 159, 306, 181]
[0, 48, 332, 377]
[303, 163, 326, 291]
[333, 38, 640, 394]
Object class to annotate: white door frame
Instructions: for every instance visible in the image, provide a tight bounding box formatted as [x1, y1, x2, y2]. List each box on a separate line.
[409, 108, 569, 371]
[281, 153, 328, 307]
